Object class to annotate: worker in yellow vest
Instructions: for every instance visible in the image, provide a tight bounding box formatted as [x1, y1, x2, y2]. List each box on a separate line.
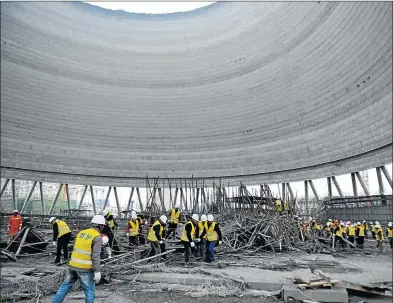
[356, 222, 365, 249]
[333, 222, 345, 249]
[274, 200, 282, 213]
[199, 214, 222, 263]
[147, 215, 167, 262]
[126, 213, 140, 247]
[195, 214, 207, 258]
[370, 222, 376, 239]
[347, 224, 356, 245]
[363, 221, 369, 238]
[386, 222, 393, 249]
[375, 223, 384, 251]
[50, 217, 72, 266]
[283, 201, 289, 212]
[181, 214, 199, 266]
[53, 215, 106, 303]
[167, 207, 181, 240]
[102, 209, 119, 252]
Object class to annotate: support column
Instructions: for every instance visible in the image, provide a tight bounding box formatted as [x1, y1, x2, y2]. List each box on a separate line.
[65, 184, 71, 214]
[103, 187, 112, 210]
[158, 188, 165, 211]
[113, 187, 121, 215]
[281, 183, 286, 201]
[127, 188, 135, 211]
[136, 188, 143, 212]
[173, 188, 179, 208]
[351, 173, 358, 197]
[327, 177, 332, 199]
[376, 167, 385, 195]
[12, 179, 16, 210]
[331, 176, 344, 197]
[90, 186, 96, 215]
[309, 180, 320, 201]
[355, 172, 371, 196]
[39, 182, 45, 215]
[286, 183, 294, 200]
[304, 180, 309, 214]
[0, 179, 10, 198]
[77, 185, 88, 210]
[49, 184, 63, 215]
[20, 181, 37, 213]
[380, 165, 393, 189]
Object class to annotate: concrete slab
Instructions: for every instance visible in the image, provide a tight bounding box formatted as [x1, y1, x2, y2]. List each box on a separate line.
[282, 287, 348, 303]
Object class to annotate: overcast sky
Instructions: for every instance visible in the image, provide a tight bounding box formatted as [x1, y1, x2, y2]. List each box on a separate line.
[86, 2, 214, 14]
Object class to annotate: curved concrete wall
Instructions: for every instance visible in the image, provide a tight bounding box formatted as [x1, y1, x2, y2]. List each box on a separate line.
[1, 2, 392, 186]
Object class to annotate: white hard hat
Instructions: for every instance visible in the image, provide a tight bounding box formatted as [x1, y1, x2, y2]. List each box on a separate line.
[357, 222, 361, 225]
[49, 217, 56, 224]
[207, 214, 214, 222]
[388, 222, 392, 227]
[101, 235, 109, 246]
[363, 220, 366, 223]
[191, 214, 199, 221]
[375, 224, 380, 228]
[201, 214, 207, 222]
[91, 215, 106, 225]
[340, 222, 344, 226]
[12, 209, 18, 213]
[370, 222, 373, 224]
[159, 215, 167, 224]
[376, 221, 380, 225]
[131, 213, 137, 220]
[102, 209, 109, 216]
[328, 219, 332, 222]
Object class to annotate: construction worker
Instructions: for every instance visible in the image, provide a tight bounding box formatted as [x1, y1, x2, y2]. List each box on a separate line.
[333, 221, 345, 249]
[348, 223, 356, 245]
[196, 214, 207, 258]
[181, 214, 199, 266]
[283, 200, 289, 212]
[53, 215, 106, 303]
[370, 222, 376, 239]
[274, 199, 282, 213]
[102, 209, 119, 252]
[50, 217, 72, 265]
[147, 215, 167, 262]
[167, 206, 181, 240]
[126, 213, 139, 247]
[7, 210, 22, 240]
[200, 214, 222, 263]
[356, 222, 365, 249]
[131, 210, 148, 245]
[363, 220, 369, 238]
[386, 222, 393, 249]
[375, 223, 384, 251]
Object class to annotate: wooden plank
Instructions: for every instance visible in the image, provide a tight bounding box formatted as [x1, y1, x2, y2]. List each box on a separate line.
[335, 281, 392, 297]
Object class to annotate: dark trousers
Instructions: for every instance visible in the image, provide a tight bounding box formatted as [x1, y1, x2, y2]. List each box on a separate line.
[372, 231, 376, 239]
[149, 241, 161, 262]
[205, 241, 216, 263]
[196, 239, 206, 258]
[357, 236, 364, 248]
[129, 236, 139, 247]
[56, 232, 71, 263]
[182, 241, 192, 263]
[389, 238, 393, 249]
[334, 236, 344, 249]
[160, 242, 167, 260]
[348, 236, 355, 244]
[167, 223, 178, 240]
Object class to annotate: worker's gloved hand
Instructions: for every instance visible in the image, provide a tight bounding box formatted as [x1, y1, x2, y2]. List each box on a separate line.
[218, 241, 222, 245]
[159, 240, 163, 244]
[52, 241, 56, 246]
[162, 238, 165, 241]
[194, 238, 200, 243]
[94, 272, 101, 283]
[190, 242, 195, 248]
[126, 233, 129, 237]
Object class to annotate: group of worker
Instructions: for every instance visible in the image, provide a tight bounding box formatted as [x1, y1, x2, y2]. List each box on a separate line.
[296, 217, 393, 251]
[274, 199, 290, 213]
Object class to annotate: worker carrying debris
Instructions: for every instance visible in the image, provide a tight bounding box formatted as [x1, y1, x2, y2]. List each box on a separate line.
[181, 213, 199, 266]
[167, 206, 181, 240]
[53, 215, 106, 303]
[199, 214, 222, 263]
[375, 223, 384, 251]
[50, 217, 72, 265]
[386, 222, 393, 249]
[147, 215, 167, 262]
[126, 213, 140, 246]
[196, 214, 207, 258]
[102, 209, 119, 252]
[7, 210, 22, 240]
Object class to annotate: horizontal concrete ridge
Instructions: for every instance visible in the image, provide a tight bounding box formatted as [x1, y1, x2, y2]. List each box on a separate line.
[282, 287, 349, 303]
[1, 2, 392, 185]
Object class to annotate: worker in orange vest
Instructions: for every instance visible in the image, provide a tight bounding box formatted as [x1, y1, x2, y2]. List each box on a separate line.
[8, 210, 23, 240]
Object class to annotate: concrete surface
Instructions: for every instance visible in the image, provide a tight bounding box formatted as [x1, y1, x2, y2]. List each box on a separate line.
[282, 287, 349, 303]
[0, 2, 392, 186]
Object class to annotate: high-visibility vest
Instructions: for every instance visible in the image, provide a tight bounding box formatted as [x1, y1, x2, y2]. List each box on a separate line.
[348, 226, 356, 236]
[283, 201, 289, 211]
[147, 220, 163, 242]
[376, 227, 384, 241]
[205, 222, 218, 241]
[129, 220, 139, 236]
[275, 200, 282, 212]
[358, 225, 365, 237]
[364, 223, 369, 231]
[371, 224, 376, 232]
[169, 209, 181, 224]
[181, 221, 195, 242]
[316, 224, 322, 231]
[198, 221, 206, 238]
[69, 227, 100, 270]
[335, 226, 342, 237]
[56, 220, 71, 238]
[387, 228, 393, 238]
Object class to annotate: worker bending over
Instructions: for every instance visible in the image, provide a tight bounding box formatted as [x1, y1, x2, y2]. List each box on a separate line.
[167, 207, 181, 240]
[147, 215, 167, 262]
[53, 215, 106, 303]
[126, 213, 139, 247]
[102, 209, 119, 252]
[386, 222, 393, 249]
[200, 214, 222, 263]
[50, 217, 72, 265]
[181, 214, 199, 266]
[196, 214, 207, 258]
[375, 223, 384, 251]
[8, 210, 22, 240]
